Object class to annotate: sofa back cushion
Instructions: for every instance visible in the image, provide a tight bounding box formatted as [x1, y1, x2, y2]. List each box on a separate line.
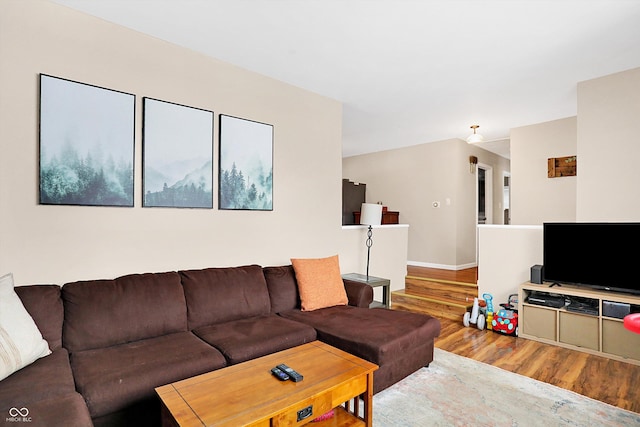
[15, 285, 64, 351]
[179, 265, 270, 329]
[62, 272, 187, 352]
[262, 265, 300, 313]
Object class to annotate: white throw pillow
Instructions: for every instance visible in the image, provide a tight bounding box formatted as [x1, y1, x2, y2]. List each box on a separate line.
[0, 273, 51, 381]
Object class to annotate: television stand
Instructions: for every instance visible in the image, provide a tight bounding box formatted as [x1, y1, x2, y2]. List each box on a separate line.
[519, 282, 640, 365]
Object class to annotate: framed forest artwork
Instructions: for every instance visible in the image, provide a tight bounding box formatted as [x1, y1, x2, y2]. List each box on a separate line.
[142, 98, 214, 208]
[219, 115, 273, 211]
[39, 74, 135, 207]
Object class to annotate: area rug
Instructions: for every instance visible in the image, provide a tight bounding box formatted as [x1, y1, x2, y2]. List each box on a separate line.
[371, 348, 640, 426]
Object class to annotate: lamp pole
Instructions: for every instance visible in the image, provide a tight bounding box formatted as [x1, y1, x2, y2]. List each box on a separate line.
[366, 225, 373, 281]
[360, 202, 382, 282]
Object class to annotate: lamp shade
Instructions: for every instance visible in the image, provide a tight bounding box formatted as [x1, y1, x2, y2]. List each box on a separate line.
[360, 203, 382, 226]
[466, 124, 484, 144]
[466, 133, 484, 144]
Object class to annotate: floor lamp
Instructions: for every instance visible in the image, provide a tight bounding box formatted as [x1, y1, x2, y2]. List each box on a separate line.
[360, 203, 383, 281]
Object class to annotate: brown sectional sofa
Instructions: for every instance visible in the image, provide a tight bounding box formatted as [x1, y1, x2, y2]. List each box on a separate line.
[2, 285, 93, 427]
[1, 264, 441, 427]
[62, 271, 228, 426]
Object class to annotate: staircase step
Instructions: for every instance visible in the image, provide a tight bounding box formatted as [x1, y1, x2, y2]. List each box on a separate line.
[405, 275, 478, 304]
[391, 290, 473, 321]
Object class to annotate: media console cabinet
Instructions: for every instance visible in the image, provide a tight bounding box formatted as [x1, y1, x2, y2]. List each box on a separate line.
[519, 282, 640, 365]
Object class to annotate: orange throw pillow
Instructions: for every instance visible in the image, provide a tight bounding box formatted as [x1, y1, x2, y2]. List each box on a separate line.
[291, 255, 348, 311]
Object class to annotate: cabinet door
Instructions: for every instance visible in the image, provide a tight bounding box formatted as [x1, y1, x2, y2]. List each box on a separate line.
[522, 305, 556, 341]
[559, 312, 599, 351]
[602, 319, 640, 360]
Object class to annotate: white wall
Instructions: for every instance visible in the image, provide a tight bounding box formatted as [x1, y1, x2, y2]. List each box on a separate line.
[510, 117, 577, 225]
[343, 138, 509, 269]
[339, 225, 409, 298]
[477, 225, 542, 307]
[0, 0, 348, 285]
[577, 67, 640, 221]
[478, 67, 640, 306]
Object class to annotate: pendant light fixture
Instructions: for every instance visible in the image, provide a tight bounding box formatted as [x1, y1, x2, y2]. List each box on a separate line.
[466, 125, 484, 144]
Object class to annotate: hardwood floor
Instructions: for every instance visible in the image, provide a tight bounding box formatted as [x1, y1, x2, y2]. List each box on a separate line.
[403, 266, 640, 414]
[435, 318, 640, 413]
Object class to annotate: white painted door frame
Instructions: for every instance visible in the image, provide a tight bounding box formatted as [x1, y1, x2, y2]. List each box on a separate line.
[476, 163, 493, 264]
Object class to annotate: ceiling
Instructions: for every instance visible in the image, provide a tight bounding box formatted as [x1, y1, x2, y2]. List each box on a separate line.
[50, 0, 640, 159]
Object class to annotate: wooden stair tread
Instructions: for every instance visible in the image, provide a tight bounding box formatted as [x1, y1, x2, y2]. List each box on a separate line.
[392, 290, 473, 309]
[391, 294, 471, 321]
[395, 269, 478, 320]
[404, 276, 477, 303]
[405, 275, 477, 288]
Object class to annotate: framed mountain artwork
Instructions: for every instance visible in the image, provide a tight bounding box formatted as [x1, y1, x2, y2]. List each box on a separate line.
[218, 115, 273, 211]
[142, 98, 214, 208]
[39, 74, 135, 207]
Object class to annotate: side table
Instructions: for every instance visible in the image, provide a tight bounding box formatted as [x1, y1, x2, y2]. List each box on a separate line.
[342, 273, 391, 309]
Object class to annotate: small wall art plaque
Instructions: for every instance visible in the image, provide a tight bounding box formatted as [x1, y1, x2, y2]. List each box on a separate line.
[548, 155, 576, 178]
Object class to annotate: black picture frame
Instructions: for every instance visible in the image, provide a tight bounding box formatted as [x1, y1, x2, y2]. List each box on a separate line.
[142, 98, 214, 208]
[218, 115, 273, 211]
[39, 74, 135, 207]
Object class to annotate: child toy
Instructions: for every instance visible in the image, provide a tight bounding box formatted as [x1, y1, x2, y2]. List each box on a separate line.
[483, 293, 494, 330]
[500, 294, 519, 311]
[492, 309, 518, 336]
[312, 409, 335, 422]
[462, 297, 486, 330]
[483, 293, 494, 312]
[492, 293, 519, 336]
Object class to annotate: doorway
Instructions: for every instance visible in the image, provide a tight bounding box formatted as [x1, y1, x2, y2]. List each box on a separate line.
[502, 172, 510, 224]
[477, 164, 493, 225]
[475, 163, 493, 265]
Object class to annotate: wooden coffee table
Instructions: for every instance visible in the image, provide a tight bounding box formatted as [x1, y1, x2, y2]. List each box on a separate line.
[156, 341, 378, 426]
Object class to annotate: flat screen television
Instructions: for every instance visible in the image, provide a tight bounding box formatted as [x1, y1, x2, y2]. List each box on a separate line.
[543, 222, 640, 296]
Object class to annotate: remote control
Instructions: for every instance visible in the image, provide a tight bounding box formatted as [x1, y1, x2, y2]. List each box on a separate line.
[276, 364, 303, 382]
[271, 367, 289, 381]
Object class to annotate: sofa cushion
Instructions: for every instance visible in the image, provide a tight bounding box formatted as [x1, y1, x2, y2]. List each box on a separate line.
[291, 255, 348, 311]
[179, 265, 270, 329]
[1, 393, 93, 427]
[281, 306, 440, 365]
[62, 272, 187, 352]
[192, 314, 317, 365]
[70, 331, 226, 418]
[263, 265, 300, 313]
[279, 305, 441, 392]
[15, 284, 64, 351]
[0, 273, 51, 381]
[0, 348, 76, 408]
[264, 265, 374, 311]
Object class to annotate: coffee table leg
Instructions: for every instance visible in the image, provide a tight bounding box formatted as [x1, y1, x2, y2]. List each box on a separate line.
[364, 372, 373, 427]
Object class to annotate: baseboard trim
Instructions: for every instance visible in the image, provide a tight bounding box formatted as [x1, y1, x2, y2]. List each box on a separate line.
[407, 261, 477, 271]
